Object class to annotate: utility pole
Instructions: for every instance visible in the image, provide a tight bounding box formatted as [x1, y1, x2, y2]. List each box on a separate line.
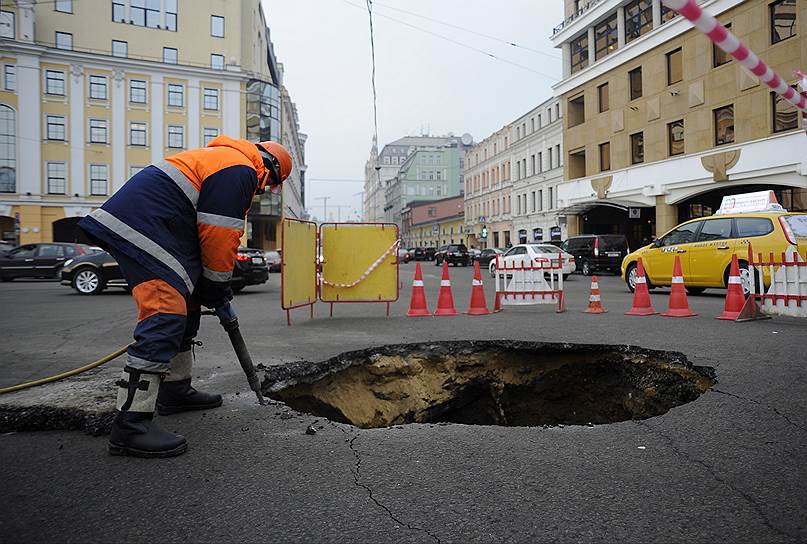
[314, 196, 330, 223]
[331, 205, 350, 222]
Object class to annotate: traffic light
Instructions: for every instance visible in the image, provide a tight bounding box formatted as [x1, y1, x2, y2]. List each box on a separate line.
[481, 226, 488, 239]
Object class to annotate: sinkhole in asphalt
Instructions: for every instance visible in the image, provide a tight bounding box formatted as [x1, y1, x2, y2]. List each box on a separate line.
[262, 341, 716, 429]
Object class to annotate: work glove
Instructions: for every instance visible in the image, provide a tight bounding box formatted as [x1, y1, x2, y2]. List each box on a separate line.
[196, 277, 233, 310]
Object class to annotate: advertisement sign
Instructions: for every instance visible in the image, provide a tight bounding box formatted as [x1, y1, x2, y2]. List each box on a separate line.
[533, 228, 543, 241]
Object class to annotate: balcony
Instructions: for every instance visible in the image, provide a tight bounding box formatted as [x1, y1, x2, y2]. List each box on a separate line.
[553, 0, 606, 35]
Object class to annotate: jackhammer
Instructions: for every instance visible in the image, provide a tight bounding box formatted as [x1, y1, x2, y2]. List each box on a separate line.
[204, 302, 267, 406]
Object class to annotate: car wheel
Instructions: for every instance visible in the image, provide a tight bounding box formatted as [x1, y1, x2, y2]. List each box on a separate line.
[73, 267, 104, 295]
[685, 287, 706, 295]
[435, 258, 441, 266]
[489, 263, 496, 278]
[563, 274, 570, 281]
[231, 284, 245, 293]
[731, 261, 760, 298]
[581, 260, 592, 276]
[626, 263, 638, 293]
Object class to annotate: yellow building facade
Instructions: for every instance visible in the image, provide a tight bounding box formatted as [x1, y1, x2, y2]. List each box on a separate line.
[410, 216, 467, 248]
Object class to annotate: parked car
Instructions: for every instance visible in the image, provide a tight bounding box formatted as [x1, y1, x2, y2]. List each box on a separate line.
[475, 248, 503, 266]
[489, 244, 576, 279]
[0, 242, 94, 281]
[264, 249, 282, 273]
[61, 247, 269, 295]
[561, 234, 629, 276]
[0, 240, 15, 255]
[468, 248, 481, 261]
[542, 240, 565, 249]
[411, 247, 429, 261]
[397, 248, 412, 263]
[424, 247, 437, 261]
[434, 244, 471, 266]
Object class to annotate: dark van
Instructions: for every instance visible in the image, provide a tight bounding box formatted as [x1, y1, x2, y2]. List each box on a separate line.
[561, 235, 629, 276]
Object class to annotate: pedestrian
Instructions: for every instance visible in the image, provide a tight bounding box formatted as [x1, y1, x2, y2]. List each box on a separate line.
[79, 136, 292, 458]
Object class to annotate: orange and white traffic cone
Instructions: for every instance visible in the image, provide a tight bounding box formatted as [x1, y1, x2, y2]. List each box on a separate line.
[583, 275, 607, 314]
[717, 254, 745, 321]
[466, 261, 490, 316]
[661, 255, 696, 318]
[434, 261, 458, 316]
[625, 258, 657, 316]
[406, 262, 430, 317]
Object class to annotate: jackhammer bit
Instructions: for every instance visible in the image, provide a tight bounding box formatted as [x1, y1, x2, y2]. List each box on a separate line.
[211, 302, 267, 406]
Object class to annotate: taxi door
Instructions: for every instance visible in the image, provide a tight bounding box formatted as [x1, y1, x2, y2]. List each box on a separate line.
[686, 217, 736, 286]
[642, 220, 700, 285]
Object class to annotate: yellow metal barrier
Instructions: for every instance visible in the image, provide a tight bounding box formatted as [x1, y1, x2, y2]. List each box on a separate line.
[281, 219, 318, 323]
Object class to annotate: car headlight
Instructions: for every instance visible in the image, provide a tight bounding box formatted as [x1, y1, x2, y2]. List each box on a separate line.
[63, 259, 74, 268]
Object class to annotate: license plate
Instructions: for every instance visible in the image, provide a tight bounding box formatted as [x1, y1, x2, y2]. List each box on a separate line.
[606, 252, 620, 257]
[251, 257, 263, 264]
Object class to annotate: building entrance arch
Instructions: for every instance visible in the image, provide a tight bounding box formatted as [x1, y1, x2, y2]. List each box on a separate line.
[581, 205, 654, 251]
[0, 215, 14, 244]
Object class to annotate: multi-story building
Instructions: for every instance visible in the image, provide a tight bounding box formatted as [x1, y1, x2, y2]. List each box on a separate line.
[552, 0, 805, 250]
[406, 195, 465, 248]
[279, 65, 307, 221]
[0, 0, 299, 249]
[510, 96, 566, 245]
[464, 126, 513, 249]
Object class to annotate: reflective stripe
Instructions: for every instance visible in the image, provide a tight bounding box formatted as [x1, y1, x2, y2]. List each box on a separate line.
[125, 354, 170, 374]
[440, 280, 451, 287]
[590, 295, 601, 302]
[197, 212, 244, 230]
[472, 279, 483, 286]
[635, 277, 646, 284]
[90, 209, 195, 292]
[155, 159, 199, 207]
[728, 277, 743, 284]
[672, 276, 684, 284]
[412, 280, 424, 287]
[591, 282, 599, 289]
[203, 267, 232, 282]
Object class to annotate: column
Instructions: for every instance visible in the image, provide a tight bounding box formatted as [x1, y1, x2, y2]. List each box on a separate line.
[69, 63, 85, 197]
[617, 6, 626, 48]
[223, 79, 240, 138]
[566, 214, 581, 237]
[187, 77, 200, 149]
[587, 26, 596, 66]
[111, 68, 126, 193]
[16, 53, 40, 196]
[652, 0, 662, 29]
[561, 42, 571, 79]
[655, 196, 678, 236]
[150, 74, 164, 163]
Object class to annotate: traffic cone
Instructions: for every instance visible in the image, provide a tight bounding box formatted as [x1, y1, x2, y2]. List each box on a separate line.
[716, 254, 745, 321]
[583, 276, 608, 314]
[406, 263, 430, 317]
[434, 261, 458, 316]
[466, 261, 490, 315]
[661, 255, 697, 318]
[625, 258, 657, 316]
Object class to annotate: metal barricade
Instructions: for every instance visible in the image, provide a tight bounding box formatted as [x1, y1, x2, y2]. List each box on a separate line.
[748, 243, 807, 318]
[493, 255, 566, 313]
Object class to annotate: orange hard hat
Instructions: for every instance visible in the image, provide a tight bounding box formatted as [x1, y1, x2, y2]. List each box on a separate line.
[256, 141, 292, 189]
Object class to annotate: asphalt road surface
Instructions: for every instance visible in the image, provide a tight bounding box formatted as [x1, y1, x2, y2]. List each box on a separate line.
[1, 263, 806, 543]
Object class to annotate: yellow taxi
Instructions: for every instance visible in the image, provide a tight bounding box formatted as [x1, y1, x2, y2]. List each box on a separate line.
[621, 191, 807, 295]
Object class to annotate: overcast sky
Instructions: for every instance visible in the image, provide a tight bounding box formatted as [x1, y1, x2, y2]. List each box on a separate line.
[262, 0, 564, 221]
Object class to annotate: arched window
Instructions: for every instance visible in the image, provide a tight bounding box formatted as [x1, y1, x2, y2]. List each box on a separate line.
[0, 105, 15, 193]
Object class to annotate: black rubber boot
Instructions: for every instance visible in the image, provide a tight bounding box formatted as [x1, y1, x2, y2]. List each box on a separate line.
[157, 378, 223, 415]
[108, 366, 187, 458]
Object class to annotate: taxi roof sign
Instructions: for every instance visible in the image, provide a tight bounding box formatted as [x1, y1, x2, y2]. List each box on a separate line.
[715, 190, 786, 215]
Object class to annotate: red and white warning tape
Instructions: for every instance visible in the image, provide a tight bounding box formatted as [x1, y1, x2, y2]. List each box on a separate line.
[318, 239, 400, 288]
[663, 0, 807, 114]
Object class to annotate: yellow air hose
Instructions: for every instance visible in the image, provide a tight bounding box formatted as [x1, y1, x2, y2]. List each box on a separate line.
[0, 345, 130, 395]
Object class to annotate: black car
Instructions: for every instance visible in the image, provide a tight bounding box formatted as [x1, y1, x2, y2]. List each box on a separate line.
[475, 248, 503, 266]
[411, 247, 429, 261]
[561, 234, 629, 276]
[434, 244, 471, 266]
[0, 242, 95, 281]
[424, 247, 437, 261]
[60, 247, 269, 295]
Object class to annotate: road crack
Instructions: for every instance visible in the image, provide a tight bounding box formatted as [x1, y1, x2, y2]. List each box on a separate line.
[328, 422, 442, 543]
[635, 420, 796, 541]
[712, 388, 806, 434]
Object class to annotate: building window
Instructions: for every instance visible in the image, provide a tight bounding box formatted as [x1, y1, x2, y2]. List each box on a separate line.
[568, 94, 585, 127]
[145, 0, 160, 28]
[168, 125, 184, 148]
[668, 119, 685, 156]
[556, 144, 561, 167]
[661, 5, 677, 23]
[46, 115, 66, 141]
[547, 149, 553, 170]
[203, 88, 219, 110]
[167, 84, 184, 107]
[714, 105, 735, 146]
[166, 0, 177, 31]
[599, 142, 611, 172]
[549, 187, 554, 210]
[598, 83, 609, 112]
[203, 127, 218, 146]
[112, 40, 128, 58]
[89, 119, 108, 144]
[112, 1, 125, 22]
[666, 48, 683, 85]
[629, 67, 642, 100]
[770, 0, 797, 44]
[537, 152, 542, 172]
[211, 54, 225, 70]
[568, 148, 586, 178]
[630, 132, 644, 164]
[595, 14, 618, 60]
[130, 122, 147, 146]
[90, 164, 108, 196]
[0, 11, 15, 39]
[625, 0, 653, 43]
[130, 0, 145, 25]
[89, 75, 108, 100]
[713, 23, 732, 67]
[772, 91, 799, 133]
[129, 80, 147, 104]
[45, 70, 65, 95]
[4, 65, 15, 91]
[0, 105, 14, 193]
[47, 162, 67, 194]
[211, 15, 224, 37]
[570, 32, 589, 74]
[129, 166, 144, 177]
[55, 0, 73, 13]
[163, 47, 178, 64]
[55, 31, 73, 50]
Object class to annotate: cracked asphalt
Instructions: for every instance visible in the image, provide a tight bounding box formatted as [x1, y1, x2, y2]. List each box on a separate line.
[1, 263, 806, 543]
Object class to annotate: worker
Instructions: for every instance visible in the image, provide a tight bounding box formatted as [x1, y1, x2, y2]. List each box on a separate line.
[79, 136, 292, 458]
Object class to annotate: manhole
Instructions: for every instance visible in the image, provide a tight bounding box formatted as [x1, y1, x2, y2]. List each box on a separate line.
[261, 341, 716, 429]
